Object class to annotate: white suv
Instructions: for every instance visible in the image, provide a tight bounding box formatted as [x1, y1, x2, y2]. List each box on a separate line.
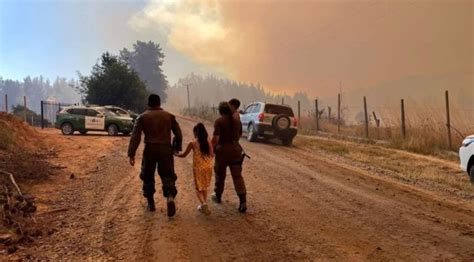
[240, 102, 298, 146]
[459, 135, 474, 183]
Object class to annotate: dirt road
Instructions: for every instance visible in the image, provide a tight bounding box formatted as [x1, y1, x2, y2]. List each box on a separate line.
[17, 117, 474, 261]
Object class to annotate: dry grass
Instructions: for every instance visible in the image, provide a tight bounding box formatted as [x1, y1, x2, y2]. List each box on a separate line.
[0, 113, 51, 183]
[297, 136, 474, 198]
[298, 103, 473, 157]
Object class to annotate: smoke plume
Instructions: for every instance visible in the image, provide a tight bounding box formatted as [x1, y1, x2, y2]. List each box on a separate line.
[130, 0, 473, 98]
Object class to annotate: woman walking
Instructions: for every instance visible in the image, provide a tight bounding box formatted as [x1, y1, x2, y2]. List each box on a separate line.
[211, 102, 247, 213]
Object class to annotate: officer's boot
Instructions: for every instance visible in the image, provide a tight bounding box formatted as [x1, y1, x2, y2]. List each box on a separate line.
[238, 193, 247, 213]
[147, 196, 156, 212]
[167, 196, 176, 217]
[211, 192, 222, 204]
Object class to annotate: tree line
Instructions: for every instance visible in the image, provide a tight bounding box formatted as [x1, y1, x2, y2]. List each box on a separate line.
[0, 76, 80, 113]
[166, 73, 313, 113]
[1, 40, 169, 114]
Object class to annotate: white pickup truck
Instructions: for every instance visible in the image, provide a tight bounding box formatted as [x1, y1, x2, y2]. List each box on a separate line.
[459, 135, 474, 183]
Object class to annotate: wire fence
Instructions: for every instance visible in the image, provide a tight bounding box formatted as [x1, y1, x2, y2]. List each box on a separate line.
[295, 90, 473, 152]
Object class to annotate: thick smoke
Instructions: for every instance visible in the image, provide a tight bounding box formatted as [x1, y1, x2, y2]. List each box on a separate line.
[130, 0, 472, 98]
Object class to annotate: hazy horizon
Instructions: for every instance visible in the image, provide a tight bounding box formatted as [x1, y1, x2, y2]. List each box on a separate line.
[1, 0, 472, 101]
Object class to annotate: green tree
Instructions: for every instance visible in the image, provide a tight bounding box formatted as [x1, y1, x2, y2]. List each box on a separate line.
[78, 52, 148, 112]
[120, 41, 168, 102]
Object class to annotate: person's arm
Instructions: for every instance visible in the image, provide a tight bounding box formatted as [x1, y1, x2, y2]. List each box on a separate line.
[209, 140, 215, 158]
[128, 116, 143, 166]
[171, 115, 183, 152]
[175, 142, 193, 158]
[211, 119, 220, 147]
[237, 118, 243, 137]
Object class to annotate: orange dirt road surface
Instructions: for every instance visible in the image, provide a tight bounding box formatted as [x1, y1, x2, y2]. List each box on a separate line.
[10, 116, 474, 261]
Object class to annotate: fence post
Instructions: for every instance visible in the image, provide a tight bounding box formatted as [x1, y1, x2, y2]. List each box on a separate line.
[400, 99, 406, 139]
[363, 96, 368, 138]
[23, 96, 27, 122]
[372, 112, 380, 139]
[337, 93, 341, 134]
[297, 100, 301, 129]
[186, 84, 190, 112]
[315, 99, 319, 131]
[4, 94, 7, 113]
[40, 101, 44, 129]
[328, 106, 331, 120]
[445, 90, 452, 149]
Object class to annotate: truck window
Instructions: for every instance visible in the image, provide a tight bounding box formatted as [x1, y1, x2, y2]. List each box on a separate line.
[244, 105, 255, 114]
[71, 108, 87, 115]
[86, 109, 100, 117]
[264, 104, 294, 116]
[253, 104, 261, 113]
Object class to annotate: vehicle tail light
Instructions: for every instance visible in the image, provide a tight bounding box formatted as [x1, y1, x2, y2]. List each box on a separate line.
[293, 118, 298, 127]
[258, 113, 265, 121]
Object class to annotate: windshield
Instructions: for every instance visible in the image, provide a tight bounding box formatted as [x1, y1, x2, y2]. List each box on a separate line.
[264, 104, 294, 116]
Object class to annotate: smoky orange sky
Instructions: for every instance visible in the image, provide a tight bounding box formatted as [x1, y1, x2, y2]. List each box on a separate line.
[131, 0, 473, 97]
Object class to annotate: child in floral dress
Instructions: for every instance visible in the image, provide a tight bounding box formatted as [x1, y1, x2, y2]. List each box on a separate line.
[175, 123, 214, 215]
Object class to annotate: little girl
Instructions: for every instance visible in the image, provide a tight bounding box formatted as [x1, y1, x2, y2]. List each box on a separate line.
[175, 123, 214, 215]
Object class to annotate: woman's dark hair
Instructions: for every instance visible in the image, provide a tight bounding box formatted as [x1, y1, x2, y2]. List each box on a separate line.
[229, 98, 241, 109]
[217, 101, 238, 139]
[193, 123, 210, 156]
[218, 102, 232, 116]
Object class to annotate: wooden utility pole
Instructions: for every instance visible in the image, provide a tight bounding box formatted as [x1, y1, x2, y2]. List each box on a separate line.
[401, 99, 406, 139]
[337, 93, 341, 134]
[4, 94, 7, 113]
[40, 101, 44, 129]
[445, 90, 452, 149]
[315, 99, 319, 131]
[185, 83, 191, 111]
[23, 96, 27, 122]
[363, 96, 368, 138]
[297, 100, 301, 129]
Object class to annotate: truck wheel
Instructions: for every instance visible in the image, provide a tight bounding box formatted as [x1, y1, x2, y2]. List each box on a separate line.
[282, 138, 293, 146]
[107, 124, 119, 136]
[469, 165, 474, 184]
[61, 123, 74, 135]
[247, 123, 257, 142]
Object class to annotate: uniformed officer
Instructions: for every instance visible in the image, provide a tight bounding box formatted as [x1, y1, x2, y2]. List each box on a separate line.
[128, 94, 182, 216]
[228, 98, 241, 121]
[211, 101, 247, 213]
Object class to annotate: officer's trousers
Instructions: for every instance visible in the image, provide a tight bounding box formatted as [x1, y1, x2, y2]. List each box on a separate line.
[140, 143, 177, 198]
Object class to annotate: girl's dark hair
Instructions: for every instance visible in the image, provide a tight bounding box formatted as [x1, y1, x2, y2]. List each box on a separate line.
[193, 123, 210, 156]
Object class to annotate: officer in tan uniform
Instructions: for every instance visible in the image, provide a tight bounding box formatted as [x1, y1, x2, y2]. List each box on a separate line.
[211, 102, 247, 213]
[128, 94, 182, 216]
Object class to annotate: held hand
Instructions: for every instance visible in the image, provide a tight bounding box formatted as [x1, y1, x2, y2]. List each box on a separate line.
[129, 156, 135, 166]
